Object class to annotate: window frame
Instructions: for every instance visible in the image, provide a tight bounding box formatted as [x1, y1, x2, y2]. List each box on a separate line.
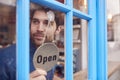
[17, 0, 107, 80]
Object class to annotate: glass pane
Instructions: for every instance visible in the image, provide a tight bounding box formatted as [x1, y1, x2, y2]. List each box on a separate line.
[107, 0, 120, 79]
[73, 0, 88, 14]
[54, 10, 65, 80]
[0, 0, 16, 48]
[56, 0, 65, 4]
[30, 3, 65, 80]
[0, 0, 16, 80]
[73, 17, 88, 80]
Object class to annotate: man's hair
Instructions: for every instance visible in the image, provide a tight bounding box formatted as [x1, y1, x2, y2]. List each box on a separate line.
[30, 7, 56, 42]
[30, 7, 49, 20]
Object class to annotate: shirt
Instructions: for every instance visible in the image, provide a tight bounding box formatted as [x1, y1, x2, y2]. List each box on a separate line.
[0, 42, 54, 80]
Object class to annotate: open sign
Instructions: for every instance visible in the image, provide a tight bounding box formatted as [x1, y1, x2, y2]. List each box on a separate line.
[33, 43, 59, 71]
[37, 55, 57, 64]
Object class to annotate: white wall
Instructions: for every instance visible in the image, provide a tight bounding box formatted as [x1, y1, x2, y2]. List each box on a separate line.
[107, 0, 120, 62]
[107, 0, 120, 15]
[0, 0, 16, 6]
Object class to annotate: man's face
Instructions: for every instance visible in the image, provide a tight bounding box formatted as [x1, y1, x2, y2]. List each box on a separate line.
[30, 10, 49, 47]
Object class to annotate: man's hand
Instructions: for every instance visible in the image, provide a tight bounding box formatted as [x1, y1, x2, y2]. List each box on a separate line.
[30, 69, 47, 80]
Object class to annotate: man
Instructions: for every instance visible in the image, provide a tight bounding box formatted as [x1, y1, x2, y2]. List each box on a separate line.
[0, 8, 60, 80]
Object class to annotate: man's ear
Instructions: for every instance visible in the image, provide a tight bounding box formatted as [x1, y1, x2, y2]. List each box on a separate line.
[45, 21, 56, 42]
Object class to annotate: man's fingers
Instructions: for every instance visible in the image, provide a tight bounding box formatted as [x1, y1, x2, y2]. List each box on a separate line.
[30, 69, 47, 78]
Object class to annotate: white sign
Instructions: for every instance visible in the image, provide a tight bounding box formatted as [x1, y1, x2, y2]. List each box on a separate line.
[33, 43, 59, 71]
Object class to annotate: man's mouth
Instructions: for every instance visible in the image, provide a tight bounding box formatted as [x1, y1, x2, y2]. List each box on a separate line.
[33, 34, 44, 40]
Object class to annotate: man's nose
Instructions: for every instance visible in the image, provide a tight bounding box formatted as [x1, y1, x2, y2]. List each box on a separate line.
[37, 22, 45, 31]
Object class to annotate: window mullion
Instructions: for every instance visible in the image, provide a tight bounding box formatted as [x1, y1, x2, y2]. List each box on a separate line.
[96, 0, 107, 79]
[65, 0, 73, 80]
[88, 0, 97, 79]
[17, 0, 30, 80]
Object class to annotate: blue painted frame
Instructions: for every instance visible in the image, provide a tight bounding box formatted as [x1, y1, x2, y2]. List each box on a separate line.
[17, 0, 107, 80]
[96, 0, 107, 80]
[88, 0, 97, 79]
[65, 1, 73, 80]
[17, 0, 30, 80]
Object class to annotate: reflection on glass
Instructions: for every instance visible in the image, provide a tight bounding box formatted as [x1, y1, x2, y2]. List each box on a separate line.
[31, 3, 65, 80]
[107, 22, 114, 41]
[0, 0, 16, 6]
[0, 1, 16, 48]
[54, 11, 65, 80]
[56, 0, 65, 4]
[107, 0, 120, 80]
[0, 1, 16, 80]
[73, 0, 88, 13]
[73, 17, 88, 80]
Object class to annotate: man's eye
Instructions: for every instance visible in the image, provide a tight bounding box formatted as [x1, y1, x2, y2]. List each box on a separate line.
[32, 19, 39, 25]
[43, 20, 48, 25]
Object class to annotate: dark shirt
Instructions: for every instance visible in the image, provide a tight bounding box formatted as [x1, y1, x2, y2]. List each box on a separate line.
[0, 42, 54, 80]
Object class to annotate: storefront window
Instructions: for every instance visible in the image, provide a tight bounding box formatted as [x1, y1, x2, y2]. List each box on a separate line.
[107, 0, 120, 79]
[73, 0, 88, 14]
[0, 0, 16, 48]
[73, 17, 88, 80]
